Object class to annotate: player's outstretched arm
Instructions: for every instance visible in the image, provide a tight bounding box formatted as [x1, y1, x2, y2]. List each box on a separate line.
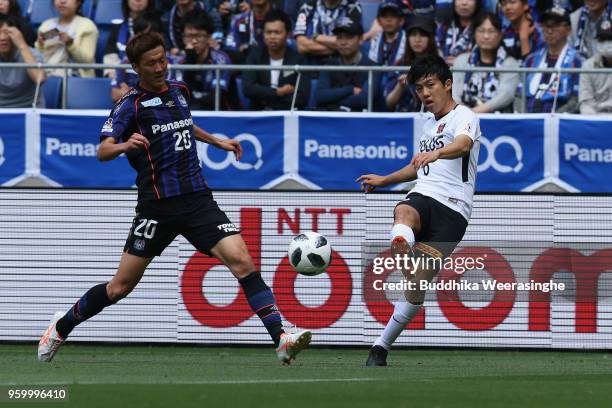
[192, 125, 243, 160]
[97, 134, 149, 161]
[356, 164, 417, 193]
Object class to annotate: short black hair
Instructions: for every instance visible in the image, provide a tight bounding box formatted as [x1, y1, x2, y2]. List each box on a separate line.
[263, 9, 292, 33]
[473, 12, 502, 32]
[407, 54, 453, 85]
[133, 10, 164, 35]
[182, 10, 215, 35]
[0, 14, 20, 30]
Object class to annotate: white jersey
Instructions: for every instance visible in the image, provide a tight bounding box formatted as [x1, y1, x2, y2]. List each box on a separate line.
[410, 105, 481, 221]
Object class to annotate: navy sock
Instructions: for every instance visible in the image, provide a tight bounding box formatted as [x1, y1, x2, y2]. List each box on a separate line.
[239, 272, 284, 347]
[55, 282, 114, 339]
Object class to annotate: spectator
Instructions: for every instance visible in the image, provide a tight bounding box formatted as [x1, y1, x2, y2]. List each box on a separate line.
[436, 0, 481, 65]
[224, 0, 273, 62]
[579, 18, 612, 113]
[520, 6, 582, 112]
[165, 0, 223, 54]
[294, 0, 362, 60]
[243, 10, 310, 110]
[315, 19, 379, 111]
[453, 12, 520, 112]
[0, 0, 36, 46]
[570, 0, 611, 58]
[385, 17, 439, 111]
[368, 0, 406, 66]
[218, 0, 250, 33]
[180, 11, 232, 109]
[103, 0, 156, 78]
[0, 15, 46, 107]
[364, 0, 435, 41]
[500, 0, 544, 59]
[35, 0, 99, 77]
[111, 10, 180, 101]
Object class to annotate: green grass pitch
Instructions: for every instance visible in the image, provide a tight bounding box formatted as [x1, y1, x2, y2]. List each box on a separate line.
[1, 344, 611, 408]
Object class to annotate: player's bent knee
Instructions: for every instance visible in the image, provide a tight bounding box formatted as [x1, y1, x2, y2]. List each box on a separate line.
[106, 281, 137, 302]
[394, 204, 420, 229]
[229, 254, 256, 278]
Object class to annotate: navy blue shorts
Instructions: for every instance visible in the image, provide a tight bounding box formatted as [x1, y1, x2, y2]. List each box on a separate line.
[124, 190, 239, 258]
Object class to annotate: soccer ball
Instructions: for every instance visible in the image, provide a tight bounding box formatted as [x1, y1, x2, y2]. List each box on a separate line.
[288, 232, 332, 276]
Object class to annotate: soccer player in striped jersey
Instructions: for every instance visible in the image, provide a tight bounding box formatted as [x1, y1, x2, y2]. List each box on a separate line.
[356, 54, 481, 366]
[38, 31, 311, 364]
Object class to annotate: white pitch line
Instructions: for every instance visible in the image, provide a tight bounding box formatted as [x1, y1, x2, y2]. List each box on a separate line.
[0, 378, 377, 386]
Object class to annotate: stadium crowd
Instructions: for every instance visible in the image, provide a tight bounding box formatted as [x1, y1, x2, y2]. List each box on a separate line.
[0, 0, 610, 112]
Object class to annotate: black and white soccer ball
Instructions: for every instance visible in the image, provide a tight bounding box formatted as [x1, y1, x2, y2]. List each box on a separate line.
[288, 232, 332, 276]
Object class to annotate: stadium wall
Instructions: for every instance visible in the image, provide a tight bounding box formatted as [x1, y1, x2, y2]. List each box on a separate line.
[1, 189, 611, 349]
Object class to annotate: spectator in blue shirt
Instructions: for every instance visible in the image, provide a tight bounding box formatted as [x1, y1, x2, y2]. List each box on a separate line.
[500, 0, 544, 60]
[293, 0, 362, 59]
[436, 0, 482, 65]
[368, 0, 406, 66]
[224, 0, 274, 62]
[520, 6, 583, 112]
[180, 11, 232, 109]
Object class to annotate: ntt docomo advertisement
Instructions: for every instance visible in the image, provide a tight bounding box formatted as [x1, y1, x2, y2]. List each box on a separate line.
[176, 192, 612, 348]
[1, 190, 611, 349]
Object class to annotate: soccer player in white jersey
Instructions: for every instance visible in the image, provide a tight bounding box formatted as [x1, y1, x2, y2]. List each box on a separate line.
[356, 54, 481, 366]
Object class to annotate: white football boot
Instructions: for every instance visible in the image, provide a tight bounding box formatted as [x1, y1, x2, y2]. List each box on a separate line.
[38, 312, 65, 362]
[276, 328, 312, 364]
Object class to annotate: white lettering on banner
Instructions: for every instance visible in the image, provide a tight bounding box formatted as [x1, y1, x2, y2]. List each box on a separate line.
[151, 118, 193, 134]
[45, 138, 98, 157]
[0, 136, 5, 167]
[564, 143, 612, 163]
[197, 133, 263, 171]
[478, 135, 524, 173]
[304, 139, 409, 160]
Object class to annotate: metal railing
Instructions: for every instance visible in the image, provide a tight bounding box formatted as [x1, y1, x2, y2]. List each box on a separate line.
[3, 62, 612, 112]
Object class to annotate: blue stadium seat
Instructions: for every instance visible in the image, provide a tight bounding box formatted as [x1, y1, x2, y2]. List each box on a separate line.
[29, 0, 56, 24]
[18, 0, 30, 16]
[66, 77, 113, 109]
[235, 77, 250, 110]
[30, 0, 93, 24]
[307, 79, 317, 109]
[94, 0, 124, 25]
[42, 75, 63, 109]
[360, 0, 380, 31]
[96, 25, 112, 63]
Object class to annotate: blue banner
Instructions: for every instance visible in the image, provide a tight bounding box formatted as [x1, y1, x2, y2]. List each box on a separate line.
[40, 114, 134, 187]
[559, 119, 612, 192]
[477, 118, 545, 191]
[192, 115, 284, 189]
[0, 113, 26, 185]
[298, 116, 413, 189]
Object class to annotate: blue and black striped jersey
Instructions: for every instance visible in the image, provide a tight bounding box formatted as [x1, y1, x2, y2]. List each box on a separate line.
[100, 80, 207, 201]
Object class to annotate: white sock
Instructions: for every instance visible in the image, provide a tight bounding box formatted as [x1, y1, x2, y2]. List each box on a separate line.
[374, 301, 422, 350]
[390, 223, 415, 247]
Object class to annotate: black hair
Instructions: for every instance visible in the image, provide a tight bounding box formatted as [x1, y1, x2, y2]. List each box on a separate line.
[407, 54, 453, 85]
[263, 9, 291, 33]
[132, 10, 164, 35]
[0, 13, 20, 29]
[182, 10, 215, 35]
[473, 11, 502, 32]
